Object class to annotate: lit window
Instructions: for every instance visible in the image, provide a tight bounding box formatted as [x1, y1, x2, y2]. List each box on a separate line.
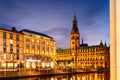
[47, 42, 48, 45]
[32, 50, 34, 53]
[3, 54, 6, 59]
[10, 40, 13, 44]
[32, 39, 34, 42]
[37, 40, 39, 43]
[10, 54, 13, 60]
[26, 49, 29, 53]
[37, 51, 39, 54]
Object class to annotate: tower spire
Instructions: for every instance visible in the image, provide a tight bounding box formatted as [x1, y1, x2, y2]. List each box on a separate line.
[74, 7, 77, 20]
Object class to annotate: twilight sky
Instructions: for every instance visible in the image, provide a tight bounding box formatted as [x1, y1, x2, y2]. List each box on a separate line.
[0, 0, 109, 49]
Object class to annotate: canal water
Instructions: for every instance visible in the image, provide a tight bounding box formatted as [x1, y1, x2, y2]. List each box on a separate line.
[18, 72, 110, 80]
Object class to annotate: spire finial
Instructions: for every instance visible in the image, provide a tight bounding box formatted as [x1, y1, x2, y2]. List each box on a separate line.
[74, 6, 76, 20]
[105, 41, 107, 47]
[82, 38, 84, 44]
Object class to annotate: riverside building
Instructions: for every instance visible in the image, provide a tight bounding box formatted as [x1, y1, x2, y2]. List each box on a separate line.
[56, 11, 110, 71]
[0, 27, 56, 70]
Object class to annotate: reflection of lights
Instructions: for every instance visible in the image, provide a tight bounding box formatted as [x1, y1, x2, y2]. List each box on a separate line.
[90, 75, 92, 80]
[51, 77, 54, 80]
[95, 74, 97, 80]
[42, 62, 45, 68]
[82, 76, 86, 80]
[77, 77, 80, 80]
[70, 77, 73, 80]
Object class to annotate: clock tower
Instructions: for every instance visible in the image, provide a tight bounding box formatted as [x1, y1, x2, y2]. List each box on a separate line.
[70, 9, 80, 55]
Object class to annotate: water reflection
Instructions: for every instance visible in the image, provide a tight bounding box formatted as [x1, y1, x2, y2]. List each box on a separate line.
[18, 73, 110, 80]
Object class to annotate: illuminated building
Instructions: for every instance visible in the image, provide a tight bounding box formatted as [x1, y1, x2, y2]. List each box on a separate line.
[0, 27, 24, 70]
[0, 27, 56, 70]
[56, 11, 110, 70]
[20, 29, 56, 69]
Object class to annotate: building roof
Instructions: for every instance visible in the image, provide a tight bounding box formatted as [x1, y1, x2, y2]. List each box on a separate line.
[20, 29, 53, 39]
[0, 27, 23, 34]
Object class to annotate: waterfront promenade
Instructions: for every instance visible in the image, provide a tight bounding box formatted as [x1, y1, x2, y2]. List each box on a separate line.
[0, 68, 109, 79]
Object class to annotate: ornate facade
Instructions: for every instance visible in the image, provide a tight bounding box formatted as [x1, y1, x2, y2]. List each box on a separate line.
[56, 11, 110, 71]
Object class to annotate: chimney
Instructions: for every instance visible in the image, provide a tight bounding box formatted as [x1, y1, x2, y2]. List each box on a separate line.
[11, 27, 17, 31]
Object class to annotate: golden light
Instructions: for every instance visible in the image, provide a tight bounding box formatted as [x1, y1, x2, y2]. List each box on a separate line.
[15, 63, 17, 68]
[32, 50, 34, 53]
[32, 63, 36, 68]
[10, 39, 13, 44]
[3, 54, 6, 59]
[26, 62, 30, 68]
[32, 39, 34, 42]
[26, 49, 29, 53]
[42, 62, 45, 68]
[8, 63, 13, 68]
[2, 63, 6, 67]
[82, 76, 86, 80]
[37, 40, 39, 43]
[37, 51, 39, 54]
[51, 62, 54, 68]
[51, 77, 54, 80]
[46, 63, 50, 68]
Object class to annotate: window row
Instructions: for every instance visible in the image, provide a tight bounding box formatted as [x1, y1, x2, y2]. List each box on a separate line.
[3, 32, 19, 40]
[3, 39, 19, 45]
[26, 38, 54, 46]
[3, 46, 19, 52]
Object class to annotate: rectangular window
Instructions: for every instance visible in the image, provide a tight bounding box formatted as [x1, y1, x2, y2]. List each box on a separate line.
[26, 44, 29, 48]
[26, 38, 29, 42]
[3, 39, 6, 44]
[3, 32, 6, 38]
[37, 45, 40, 49]
[16, 47, 19, 51]
[46, 47, 49, 51]
[17, 54, 19, 59]
[16, 34, 19, 40]
[42, 46, 44, 50]
[10, 33, 13, 39]
[3, 45, 6, 51]
[16, 41, 19, 45]
[10, 46, 13, 52]
[32, 44, 34, 49]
